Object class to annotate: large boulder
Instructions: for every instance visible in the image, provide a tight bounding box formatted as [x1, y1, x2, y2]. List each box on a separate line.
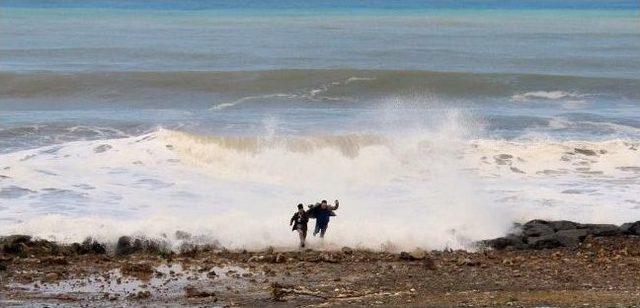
[72, 238, 107, 255]
[548, 220, 580, 231]
[527, 228, 591, 250]
[620, 221, 640, 235]
[527, 234, 563, 250]
[581, 224, 621, 236]
[484, 235, 527, 250]
[522, 220, 554, 237]
[400, 249, 429, 261]
[554, 229, 589, 248]
[0, 235, 32, 254]
[116, 236, 141, 256]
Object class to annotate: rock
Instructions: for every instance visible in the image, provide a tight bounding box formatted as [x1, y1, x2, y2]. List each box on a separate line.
[341, 247, 354, 255]
[400, 249, 434, 268]
[115, 236, 139, 256]
[1, 234, 32, 245]
[620, 221, 640, 235]
[527, 234, 563, 250]
[484, 235, 527, 250]
[554, 229, 589, 248]
[548, 220, 580, 231]
[522, 220, 554, 238]
[409, 249, 427, 260]
[581, 224, 621, 236]
[275, 253, 285, 263]
[73, 238, 106, 255]
[528, 229, 588, 249]
[0, 235, 32, 254]
[263, 254, 277, 263]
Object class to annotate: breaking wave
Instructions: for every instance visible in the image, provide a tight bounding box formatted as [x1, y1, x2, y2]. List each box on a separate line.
[1, 122, 639, 250]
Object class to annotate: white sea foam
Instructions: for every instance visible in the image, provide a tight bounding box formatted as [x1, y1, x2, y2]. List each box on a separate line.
[511, 90, 585, 102]
[1, 111, 639, 251]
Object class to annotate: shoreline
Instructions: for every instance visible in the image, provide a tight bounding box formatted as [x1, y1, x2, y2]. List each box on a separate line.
[2, 219, 640, 306]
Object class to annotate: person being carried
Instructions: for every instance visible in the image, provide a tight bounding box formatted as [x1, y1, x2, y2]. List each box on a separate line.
[311, 200, 339, 238]
[289, 203, 309, 248]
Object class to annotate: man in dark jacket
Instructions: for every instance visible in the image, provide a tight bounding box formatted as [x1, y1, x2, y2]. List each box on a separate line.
[290, 203, 309, 248]
[312, 200, 339, 238]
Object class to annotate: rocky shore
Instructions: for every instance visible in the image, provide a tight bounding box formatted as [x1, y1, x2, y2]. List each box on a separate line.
[3, 220, 640, 306]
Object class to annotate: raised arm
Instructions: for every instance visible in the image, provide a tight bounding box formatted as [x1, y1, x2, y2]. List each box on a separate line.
[330, 200, 340, 210]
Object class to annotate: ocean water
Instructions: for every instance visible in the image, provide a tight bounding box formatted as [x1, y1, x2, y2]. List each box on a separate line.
[1, 1, 639, 250]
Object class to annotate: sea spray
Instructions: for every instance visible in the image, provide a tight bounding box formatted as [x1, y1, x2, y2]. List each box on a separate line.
[0, 106, 521, 250]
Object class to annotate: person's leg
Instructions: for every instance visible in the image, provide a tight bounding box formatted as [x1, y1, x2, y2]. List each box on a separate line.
[320, 225, 328, 238]
[297, 229, 305, 248]
[313, 221, 320, 236]
[301, 229, 307, 248]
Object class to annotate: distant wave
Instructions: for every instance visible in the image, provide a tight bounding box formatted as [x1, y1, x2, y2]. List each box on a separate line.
[2, 70, 638, 108]
[511, 91, 585, 102]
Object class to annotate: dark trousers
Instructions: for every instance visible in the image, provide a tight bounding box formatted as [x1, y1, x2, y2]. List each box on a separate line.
[314, 219, 329, 237]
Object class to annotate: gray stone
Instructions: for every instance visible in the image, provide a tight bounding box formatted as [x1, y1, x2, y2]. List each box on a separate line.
[400, 250, 428, 261]
[409, 249, 427, 260]
[115, 236, 141, 256]
[0, 235, 32, 254]
[484, 235, 527, 250]
[72, 238, 106, 255]
[522, 220, 554, 237]
[527, 234, 563, 250]
[620, 221, 640, 235]
[548, 220, 580, 231]
[581, 224, 621, 236]
[555, 229, 589, 248]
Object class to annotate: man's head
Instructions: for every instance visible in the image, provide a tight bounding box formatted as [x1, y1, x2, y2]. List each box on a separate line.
[321, 200, 328, 209]
[297, 203, 304, 210]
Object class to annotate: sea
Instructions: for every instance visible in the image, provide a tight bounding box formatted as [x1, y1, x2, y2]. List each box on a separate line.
[1, 0, 639, 250]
